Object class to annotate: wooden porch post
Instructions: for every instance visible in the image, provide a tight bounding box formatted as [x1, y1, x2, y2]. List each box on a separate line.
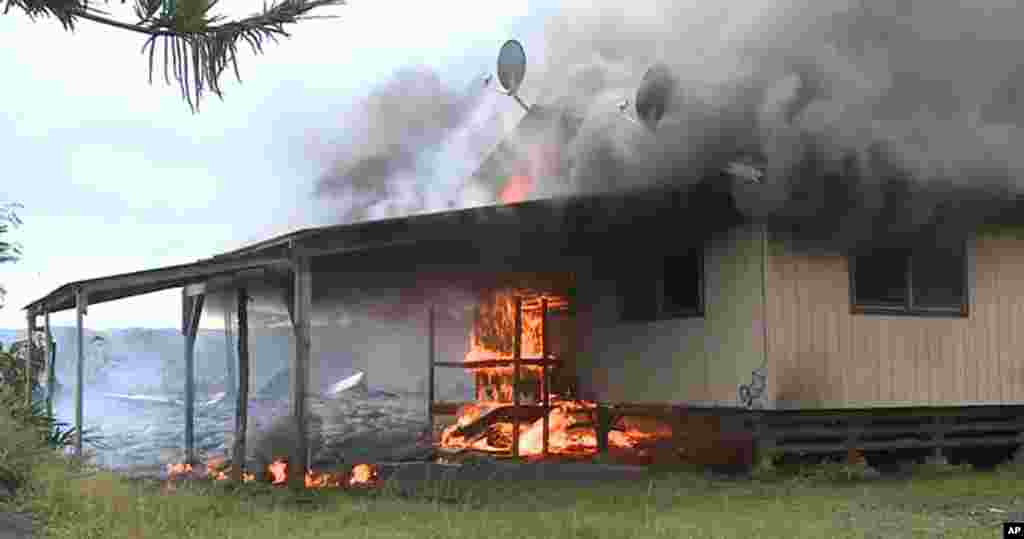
[427, 305, 435, 439]
[541, 298, 549, 457]
[289, 254, 312, 489]
[45, 311, 54, 420]
[224, 303, 237, 399]
[512, 297, 522, 458]
[74, 287, 87, 457]
[25, 310, 35, 406]
[183, 291, 205, 465]
[231, 287, 250, 482]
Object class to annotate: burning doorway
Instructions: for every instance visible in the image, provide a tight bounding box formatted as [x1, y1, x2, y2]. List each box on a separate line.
[432, 273, 677, 462]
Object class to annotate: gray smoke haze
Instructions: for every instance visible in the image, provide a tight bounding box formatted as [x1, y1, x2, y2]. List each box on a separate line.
[517, 1, 1023, 249]
[313, 67, 514, 223]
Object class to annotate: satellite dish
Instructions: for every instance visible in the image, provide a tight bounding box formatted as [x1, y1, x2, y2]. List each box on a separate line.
[497, 39, 527, 95]
[635, 63, 676, 131]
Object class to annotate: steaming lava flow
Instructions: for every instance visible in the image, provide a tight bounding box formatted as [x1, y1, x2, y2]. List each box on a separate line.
[165, 458, 378, 489]
[438, 288, 674, 461]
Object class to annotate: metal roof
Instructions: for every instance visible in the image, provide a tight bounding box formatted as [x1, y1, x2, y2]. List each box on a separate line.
[23, 254, 290, 315]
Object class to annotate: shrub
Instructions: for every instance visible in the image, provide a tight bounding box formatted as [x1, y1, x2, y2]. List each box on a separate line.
[0, 403, 50, 493]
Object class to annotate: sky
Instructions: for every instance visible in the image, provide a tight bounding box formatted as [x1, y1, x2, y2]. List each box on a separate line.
[0, 0, 554, 331]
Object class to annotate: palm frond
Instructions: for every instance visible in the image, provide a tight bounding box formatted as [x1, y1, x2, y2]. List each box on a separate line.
[3, 0, 346, 112]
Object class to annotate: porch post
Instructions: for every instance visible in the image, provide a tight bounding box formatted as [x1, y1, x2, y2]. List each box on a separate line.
[44, 311, 54, 420]
[74, 287, 88, 457]
[512, 296, 522, 458]
[183, 290, 205, 465]
[224, 302, 237, 399]
[231, 287, 250, 482]
[25, 310, 35, 406]
[289, 254, 312, 489]
[541, 298, 549, 457]
[427, 305, 435, 439]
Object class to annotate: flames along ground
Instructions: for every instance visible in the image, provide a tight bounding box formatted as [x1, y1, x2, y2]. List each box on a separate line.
[165, 458, 378, 488]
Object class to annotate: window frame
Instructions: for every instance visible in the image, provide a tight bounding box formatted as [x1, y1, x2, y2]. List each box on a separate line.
[848, 240, 970, 318]
[620, 246, 706, 323]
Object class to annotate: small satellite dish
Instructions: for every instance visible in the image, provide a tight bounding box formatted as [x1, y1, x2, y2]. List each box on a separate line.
[497, 39, 527, 95]
[635, 63, 676, 131]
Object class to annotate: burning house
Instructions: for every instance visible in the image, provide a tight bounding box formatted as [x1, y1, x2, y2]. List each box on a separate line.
[20, 2, 1024, 480]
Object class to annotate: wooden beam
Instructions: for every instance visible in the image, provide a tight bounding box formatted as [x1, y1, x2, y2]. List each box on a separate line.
[44, 311, 54, 420]
[288, 254, 312, 489]
[91, 256, 288, 298]
[432, 358, 559, 369]
[224, 302, 237, 399]
[183, 291, 204, 465]
[596, 405, 612, 456]
[427, 306, 435, 440]
[186, 272, 266, 298]
[231, 287, 250, 482]
[772, 435, 1023, 454]
[293, 238, 422, 259]
[512, 296, 522, 458]
[28, 255, 288, 314]
[183, 282, 207, 297]
[74, 287, 87, 457]
[541, 297, 549, 458]
[182, 295, 191, 335]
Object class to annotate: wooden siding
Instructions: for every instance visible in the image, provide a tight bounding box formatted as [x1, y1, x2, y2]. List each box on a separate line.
[767, 231, 1024, 408]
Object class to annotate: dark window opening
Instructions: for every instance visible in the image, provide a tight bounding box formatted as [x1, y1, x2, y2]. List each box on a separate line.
[662, 251, 703, 317]
[620, 247, 704, 322]
[850, 242, 968, 316]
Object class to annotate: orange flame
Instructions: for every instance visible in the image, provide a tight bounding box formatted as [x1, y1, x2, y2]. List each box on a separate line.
[499, 175, 532, 204]
[166, 462, 193, 479]
[170, 457, 372, 487]
[438, 287, 675, 461]
[349, 464, 378, 486]
[268, 459, 288, 484]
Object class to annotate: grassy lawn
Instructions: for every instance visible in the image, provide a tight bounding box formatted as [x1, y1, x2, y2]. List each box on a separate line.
[7, 459, 1023, 539]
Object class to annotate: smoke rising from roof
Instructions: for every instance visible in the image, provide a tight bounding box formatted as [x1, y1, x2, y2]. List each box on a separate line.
[531, 1, 1024, 249]
[312, 67, 514, 224]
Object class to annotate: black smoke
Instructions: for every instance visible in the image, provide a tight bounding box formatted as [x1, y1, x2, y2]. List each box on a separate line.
[529, 1, 1024, 251]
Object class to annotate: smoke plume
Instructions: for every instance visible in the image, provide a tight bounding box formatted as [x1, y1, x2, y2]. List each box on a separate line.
[313, 67, 512, 224]
[528, 0, 1024, 249]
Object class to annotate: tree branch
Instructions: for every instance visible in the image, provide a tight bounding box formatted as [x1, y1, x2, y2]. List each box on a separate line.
[4, 0, 346, 112]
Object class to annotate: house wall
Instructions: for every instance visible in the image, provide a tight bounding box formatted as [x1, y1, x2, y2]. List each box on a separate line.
[766, 227, 1024, 408]
[574, 224, 767, 406]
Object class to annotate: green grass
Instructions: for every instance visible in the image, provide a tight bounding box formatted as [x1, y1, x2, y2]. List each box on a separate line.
[5, 458, 1022, 539]
[3, 396, 1021, 539]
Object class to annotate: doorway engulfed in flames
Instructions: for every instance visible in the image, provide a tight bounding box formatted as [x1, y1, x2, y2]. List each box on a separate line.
[437, 281, 676, 462]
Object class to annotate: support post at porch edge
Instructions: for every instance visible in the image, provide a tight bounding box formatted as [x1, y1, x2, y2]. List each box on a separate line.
[183, 291, 205, 465]
[74, 288, 87, 458]
[224, 303, 237, 400]
[427, 305, 435, 441]
[231, 287, 250, 482]
[289, 254, 312, 489]
[45, 311, 54, 421]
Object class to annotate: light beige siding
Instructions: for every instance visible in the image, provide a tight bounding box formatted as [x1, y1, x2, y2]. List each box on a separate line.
[766, 229, 1024, 408]
[576, 224, 767, 406]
